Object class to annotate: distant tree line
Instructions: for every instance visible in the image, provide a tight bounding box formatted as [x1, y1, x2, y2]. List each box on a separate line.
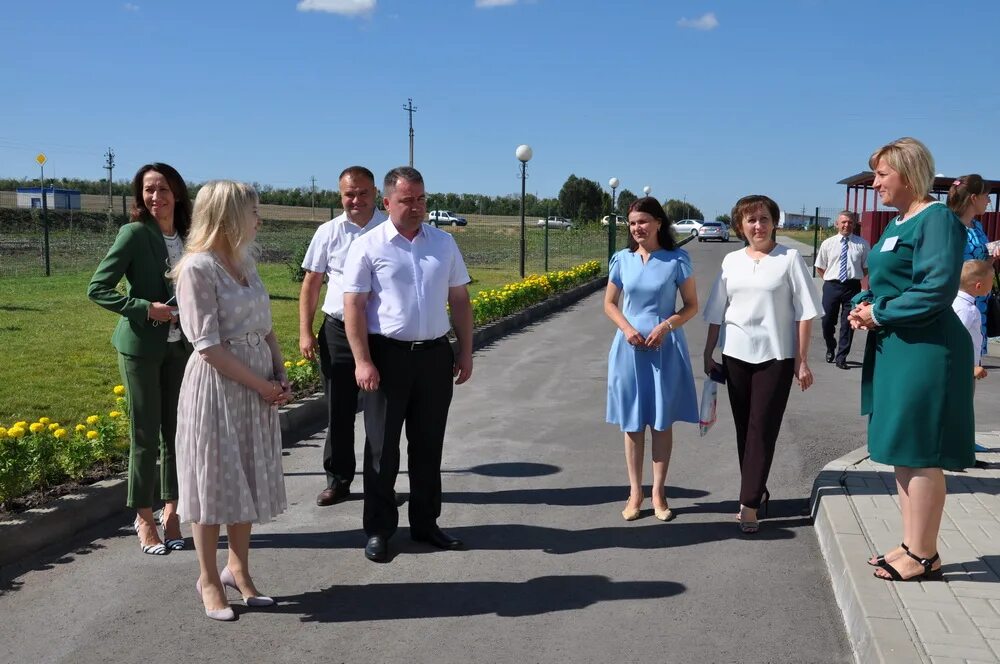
[0, 175, 704, 224]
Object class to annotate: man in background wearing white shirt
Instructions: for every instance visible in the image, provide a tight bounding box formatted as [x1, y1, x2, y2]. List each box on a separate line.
[299, 166, 387, 507]
[343, 166, 474, 563]
[814, 211, 870, 370]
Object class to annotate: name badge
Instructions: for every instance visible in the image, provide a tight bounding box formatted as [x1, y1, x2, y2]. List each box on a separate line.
[880, 236, 898, 252]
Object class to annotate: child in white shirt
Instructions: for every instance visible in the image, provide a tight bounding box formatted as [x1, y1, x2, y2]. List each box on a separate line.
[952, 259, 993, 381]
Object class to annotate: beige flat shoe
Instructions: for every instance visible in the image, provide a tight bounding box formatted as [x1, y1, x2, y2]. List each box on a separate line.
[621, 497, 644, 521]
[653, 504, 674, 521]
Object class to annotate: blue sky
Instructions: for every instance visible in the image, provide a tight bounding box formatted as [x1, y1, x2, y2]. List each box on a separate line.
[2, 0, 999, 219]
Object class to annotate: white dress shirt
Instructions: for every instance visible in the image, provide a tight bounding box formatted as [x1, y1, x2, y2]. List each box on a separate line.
[343, 221, 471, 341]
[301, 209, 388, 319]
[952, 291, 983, 366]
[703, 245, 823, 364]
[814, 233, 870, 282]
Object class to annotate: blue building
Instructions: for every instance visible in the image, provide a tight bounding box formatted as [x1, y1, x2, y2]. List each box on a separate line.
[15, 187, 82, 210]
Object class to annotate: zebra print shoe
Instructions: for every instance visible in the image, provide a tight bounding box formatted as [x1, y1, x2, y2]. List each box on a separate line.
[157, 510, 186, 551]
[133, 517, 168, 556]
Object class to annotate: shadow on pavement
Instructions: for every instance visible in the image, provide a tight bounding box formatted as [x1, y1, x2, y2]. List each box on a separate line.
[271, 574, 686, 622]
[442, 484, 709, 506]
[460, 462, 561, 477]
[677, 496, 811, 520]
[247, 519, 804, 555]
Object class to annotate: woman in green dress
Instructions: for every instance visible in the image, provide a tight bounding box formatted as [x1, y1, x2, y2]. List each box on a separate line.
[848, 137, 974, 582]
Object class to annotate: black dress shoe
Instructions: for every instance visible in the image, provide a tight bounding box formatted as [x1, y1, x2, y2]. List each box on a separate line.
[410, 527, 463, 550]
[365, 535, 388, 562]
[825, 350, 835, 363]
[836, 361, 849, 370]
[316, 483, 350, 507]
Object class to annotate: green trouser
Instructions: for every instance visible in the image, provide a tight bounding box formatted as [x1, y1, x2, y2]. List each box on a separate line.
[118, 341, 191, 509]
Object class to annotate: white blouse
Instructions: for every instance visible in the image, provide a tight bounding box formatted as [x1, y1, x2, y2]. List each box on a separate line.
[703, 244, 823, 364]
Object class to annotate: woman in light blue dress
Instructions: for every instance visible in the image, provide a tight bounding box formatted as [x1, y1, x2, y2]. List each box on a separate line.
[605, 197, 699, 522]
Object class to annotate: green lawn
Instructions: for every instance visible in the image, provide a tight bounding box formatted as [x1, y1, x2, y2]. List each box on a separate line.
[0, 258, 576, 425]
[0, 216, 617, 425]
[777, 228, 837, 248]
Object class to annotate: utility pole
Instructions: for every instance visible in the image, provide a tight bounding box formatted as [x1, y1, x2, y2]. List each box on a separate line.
[403, 98, 417, 166]
[103, 147, 115, 211]
[310, 175, 317, 220]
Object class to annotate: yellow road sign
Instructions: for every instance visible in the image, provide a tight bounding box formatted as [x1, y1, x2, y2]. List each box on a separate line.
[36, 153, 47, 166]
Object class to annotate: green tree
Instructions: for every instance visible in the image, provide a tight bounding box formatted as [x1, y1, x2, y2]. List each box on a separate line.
[715, 213, 731, 225]
[663, 199, 704, 223]
[616, 189, 637, 216]
[558, 174, 603, 223]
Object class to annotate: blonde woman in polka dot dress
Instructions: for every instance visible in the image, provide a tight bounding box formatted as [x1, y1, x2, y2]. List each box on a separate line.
[173, 180, 291, 621]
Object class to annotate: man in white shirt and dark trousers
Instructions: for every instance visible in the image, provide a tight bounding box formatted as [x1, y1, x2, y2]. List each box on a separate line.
[299, 166, 387, 507]
[814, 211, 870, 369]
[343, 166, 474, 563]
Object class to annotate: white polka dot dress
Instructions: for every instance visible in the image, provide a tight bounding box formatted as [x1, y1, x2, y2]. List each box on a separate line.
[174, 252, 287, 525]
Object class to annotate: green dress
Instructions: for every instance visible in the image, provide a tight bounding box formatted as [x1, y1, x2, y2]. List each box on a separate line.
[859, 202, 974, 469]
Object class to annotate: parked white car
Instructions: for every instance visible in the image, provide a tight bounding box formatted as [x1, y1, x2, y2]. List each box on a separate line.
[671, 219, 704, 237]
[601, 214, 626, 227]
[427, 210, 467, 226]
[536, 216, 573, 230]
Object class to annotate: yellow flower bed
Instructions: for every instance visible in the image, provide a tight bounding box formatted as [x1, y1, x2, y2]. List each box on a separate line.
[0, 387, 130, 504]
[471, 260, 602, 327]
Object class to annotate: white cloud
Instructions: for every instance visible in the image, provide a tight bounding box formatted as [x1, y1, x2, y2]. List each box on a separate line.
[475, 0, 518, 8]
[297, 0, 376, 17]
[123, 3, 139, 11]
[677, 12, 718, 31]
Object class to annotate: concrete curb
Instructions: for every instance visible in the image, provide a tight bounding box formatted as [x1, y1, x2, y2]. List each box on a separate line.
[0, 476, 128, 570]
[0, 273, 609, 572]
[810, 447, 926, 664]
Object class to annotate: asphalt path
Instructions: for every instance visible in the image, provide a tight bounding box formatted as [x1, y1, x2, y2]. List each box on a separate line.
[5, 238, 998, 663]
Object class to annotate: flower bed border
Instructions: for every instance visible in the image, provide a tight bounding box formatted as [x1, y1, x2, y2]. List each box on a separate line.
[0, 273, 607, 571]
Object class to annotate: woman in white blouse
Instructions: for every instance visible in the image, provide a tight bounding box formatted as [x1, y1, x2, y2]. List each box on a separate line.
[703, 195, 823, 534]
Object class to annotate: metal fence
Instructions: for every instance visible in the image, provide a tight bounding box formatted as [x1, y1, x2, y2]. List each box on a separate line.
[0, 190, 630, 279]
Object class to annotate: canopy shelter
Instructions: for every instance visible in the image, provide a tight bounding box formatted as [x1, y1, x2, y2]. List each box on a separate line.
[838, 172, 1000, 245]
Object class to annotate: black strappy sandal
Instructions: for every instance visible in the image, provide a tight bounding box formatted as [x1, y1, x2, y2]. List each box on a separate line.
[867, 542, 908, 567]
[875, 550, 942, 582]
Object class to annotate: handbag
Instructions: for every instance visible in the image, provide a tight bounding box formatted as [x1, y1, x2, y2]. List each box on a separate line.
[986, 268, 1000, 337]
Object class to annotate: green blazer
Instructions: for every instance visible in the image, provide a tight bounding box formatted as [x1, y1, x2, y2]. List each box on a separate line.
[88, 217, 180, 359]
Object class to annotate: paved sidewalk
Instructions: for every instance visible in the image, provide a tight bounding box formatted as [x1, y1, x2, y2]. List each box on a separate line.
[813, 433, 1000, 664]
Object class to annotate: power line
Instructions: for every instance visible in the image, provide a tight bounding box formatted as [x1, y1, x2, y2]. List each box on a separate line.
[403, 98, 417, 167]
[103, 147, 115, 210]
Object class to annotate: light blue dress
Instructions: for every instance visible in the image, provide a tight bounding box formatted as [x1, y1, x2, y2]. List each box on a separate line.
[606, 248, 699, 432]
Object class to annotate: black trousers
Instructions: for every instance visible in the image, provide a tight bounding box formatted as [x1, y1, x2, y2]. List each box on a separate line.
[363, 335, 454, 538]
[317, 316, 362, 489]
[821, 279, 862, 363]
[722, 355, 794, 509]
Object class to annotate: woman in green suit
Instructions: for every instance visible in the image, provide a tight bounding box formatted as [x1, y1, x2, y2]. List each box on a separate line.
[88, 163, 193, 556]
[849, 138, 974, 582]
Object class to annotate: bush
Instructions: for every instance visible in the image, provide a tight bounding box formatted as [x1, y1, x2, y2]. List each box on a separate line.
[471, 260, 601, 327]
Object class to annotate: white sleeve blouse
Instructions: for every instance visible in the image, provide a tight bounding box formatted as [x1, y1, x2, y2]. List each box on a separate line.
[703, 244, 823, 364]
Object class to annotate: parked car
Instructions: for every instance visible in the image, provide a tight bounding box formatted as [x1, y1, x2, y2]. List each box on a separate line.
[697, 221, 730, 242]
[427, 210, 467, 226]
[671, 219, 704, 237]
[601, 214, 626, 227]
[536, 216, 573, 230]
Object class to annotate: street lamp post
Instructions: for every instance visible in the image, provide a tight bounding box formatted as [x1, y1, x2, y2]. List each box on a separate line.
[643, 185, 651, 198]
[607, 177, 619, 264]
[516, 144, 533, 278]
